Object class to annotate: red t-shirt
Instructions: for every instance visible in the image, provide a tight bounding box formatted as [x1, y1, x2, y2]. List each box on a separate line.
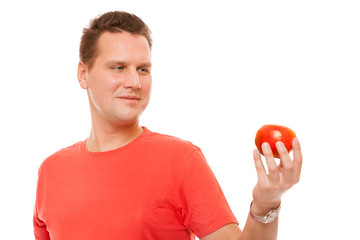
[33, 127, 238, 240]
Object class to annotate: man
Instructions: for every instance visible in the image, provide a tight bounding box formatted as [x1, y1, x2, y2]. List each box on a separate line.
[33, 11, 302, 240]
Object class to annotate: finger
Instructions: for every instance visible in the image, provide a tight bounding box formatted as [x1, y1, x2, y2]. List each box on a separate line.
[253, 149, 267, 183]
[292, 137, 303, 183]
[262, 142, 280, 183]
[276, 141, 295, 184]
[276, 141, 292, 168]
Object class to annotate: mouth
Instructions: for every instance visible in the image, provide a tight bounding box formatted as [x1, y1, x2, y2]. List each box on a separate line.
[117, 95, 141, 101]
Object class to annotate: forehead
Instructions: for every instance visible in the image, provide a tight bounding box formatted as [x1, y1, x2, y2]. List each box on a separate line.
[95, 31, 151, 63]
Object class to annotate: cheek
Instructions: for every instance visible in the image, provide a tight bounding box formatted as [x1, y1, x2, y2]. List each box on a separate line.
[87, 74, 115, 106]
[142, 78, 152, 96]
[139, 79, 152, 109]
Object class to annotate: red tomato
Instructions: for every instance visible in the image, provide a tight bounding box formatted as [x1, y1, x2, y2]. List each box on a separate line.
[255, 124, 296, 158]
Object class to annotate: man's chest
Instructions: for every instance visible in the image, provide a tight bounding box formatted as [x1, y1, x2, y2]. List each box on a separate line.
[40, 159, 186, 239]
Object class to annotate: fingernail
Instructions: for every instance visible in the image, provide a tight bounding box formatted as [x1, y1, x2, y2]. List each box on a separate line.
[262, 142, 270, 151]
[276, 141, 284, 149]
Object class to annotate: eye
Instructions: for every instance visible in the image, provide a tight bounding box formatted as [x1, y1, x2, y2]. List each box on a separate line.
[111, 66, 125, 71]
[137, 67, 151, 74]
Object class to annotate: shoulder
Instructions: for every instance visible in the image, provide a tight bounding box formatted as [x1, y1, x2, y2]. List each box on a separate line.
[144, 128, 201, 154]
[38, 141, 82, 175]
[141, 128, 207, 171]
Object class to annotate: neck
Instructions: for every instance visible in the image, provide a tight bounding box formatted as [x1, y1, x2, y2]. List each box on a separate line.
[86, 120, 143, 153]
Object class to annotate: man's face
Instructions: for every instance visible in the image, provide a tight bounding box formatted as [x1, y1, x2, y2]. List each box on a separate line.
[79, 31, 152, 126]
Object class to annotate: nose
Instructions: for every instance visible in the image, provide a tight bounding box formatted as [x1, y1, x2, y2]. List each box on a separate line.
[123, 69, 141, 89]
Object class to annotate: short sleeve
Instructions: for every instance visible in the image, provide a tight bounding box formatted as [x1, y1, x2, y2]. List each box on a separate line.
[180, 148, 238, 238]
[33, 204, 50, 240]
[33, 173, 51, 240]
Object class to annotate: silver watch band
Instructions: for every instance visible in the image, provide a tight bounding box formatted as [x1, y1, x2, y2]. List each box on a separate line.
[249, 201, 281, 224]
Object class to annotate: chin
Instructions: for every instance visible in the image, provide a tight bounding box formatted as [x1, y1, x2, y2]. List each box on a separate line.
[110, 106, 146, 125]
[113, 114, 141, 126]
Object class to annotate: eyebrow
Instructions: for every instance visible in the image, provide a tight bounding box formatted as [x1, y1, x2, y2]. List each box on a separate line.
[106, 61, 152, 68]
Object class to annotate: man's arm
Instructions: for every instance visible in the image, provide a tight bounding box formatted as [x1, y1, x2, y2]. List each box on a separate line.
[201, 138, 302, 240]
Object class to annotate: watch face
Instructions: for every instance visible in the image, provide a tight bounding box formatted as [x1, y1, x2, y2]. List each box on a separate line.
[267, 212, 278, 222]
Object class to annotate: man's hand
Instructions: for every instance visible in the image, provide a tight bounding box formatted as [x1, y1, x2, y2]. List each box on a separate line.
[200, 138, 302, 240]
[252, 137, 302, 214]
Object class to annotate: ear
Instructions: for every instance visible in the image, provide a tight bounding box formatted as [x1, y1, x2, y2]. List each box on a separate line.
[77, 61, 89, 89]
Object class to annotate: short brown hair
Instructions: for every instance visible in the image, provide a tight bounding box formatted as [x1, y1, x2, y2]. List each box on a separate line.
[79, 11, 152, 70]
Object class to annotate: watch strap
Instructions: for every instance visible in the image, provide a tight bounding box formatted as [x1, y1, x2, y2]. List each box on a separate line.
[249, 201, 281, 224]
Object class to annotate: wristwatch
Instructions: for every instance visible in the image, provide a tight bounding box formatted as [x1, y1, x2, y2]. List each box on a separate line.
[249, 201, 281, 224]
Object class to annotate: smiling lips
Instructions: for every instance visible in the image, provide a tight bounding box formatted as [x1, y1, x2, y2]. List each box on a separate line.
[118, 95, 141, 101]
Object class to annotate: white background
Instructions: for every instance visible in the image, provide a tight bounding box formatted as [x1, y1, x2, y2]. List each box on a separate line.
[1, 0, 359, 239]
